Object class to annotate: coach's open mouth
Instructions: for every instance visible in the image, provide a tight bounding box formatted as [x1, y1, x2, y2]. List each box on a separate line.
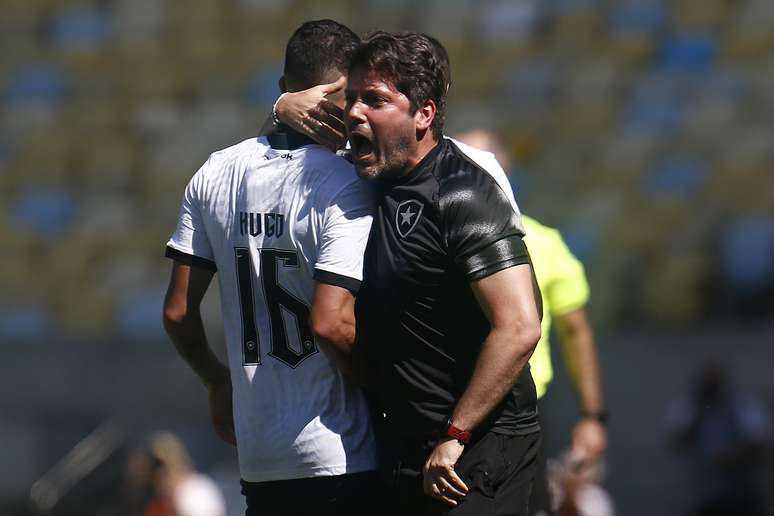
[350, 133, 374, 162]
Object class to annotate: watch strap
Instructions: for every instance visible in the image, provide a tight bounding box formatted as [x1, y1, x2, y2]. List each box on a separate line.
[581, 410, 608, 425]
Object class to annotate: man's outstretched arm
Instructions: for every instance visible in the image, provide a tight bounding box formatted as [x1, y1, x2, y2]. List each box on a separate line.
[163, 261, 235, 445]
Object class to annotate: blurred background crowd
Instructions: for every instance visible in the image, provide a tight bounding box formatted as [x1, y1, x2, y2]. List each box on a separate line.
[0, 0, 772, 515]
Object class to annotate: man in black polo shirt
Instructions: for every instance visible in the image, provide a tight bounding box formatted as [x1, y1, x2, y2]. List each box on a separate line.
[344, 32, 543, 515]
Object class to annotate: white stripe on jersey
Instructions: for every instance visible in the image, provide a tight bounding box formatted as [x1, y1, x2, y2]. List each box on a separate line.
[446, 137, 522, 217]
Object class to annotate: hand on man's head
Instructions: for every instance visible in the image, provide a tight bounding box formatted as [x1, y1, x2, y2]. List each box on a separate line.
[277, 77, 348, 151]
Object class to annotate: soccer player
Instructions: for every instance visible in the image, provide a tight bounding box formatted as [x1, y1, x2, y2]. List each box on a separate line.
[456, 129, 606, 516]
[344, 32, 543, 515]
[162, 20, 377, 516]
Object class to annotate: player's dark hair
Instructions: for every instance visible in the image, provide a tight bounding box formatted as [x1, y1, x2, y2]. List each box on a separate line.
[284, 20, 360, 90]
[349, 31, 450, 139]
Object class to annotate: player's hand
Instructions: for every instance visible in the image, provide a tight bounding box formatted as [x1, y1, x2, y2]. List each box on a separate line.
[207, 374, 237, 446]
[571, 417, 607, 464]
[422, 437, 468, 507]
[275, 76, 347, 151]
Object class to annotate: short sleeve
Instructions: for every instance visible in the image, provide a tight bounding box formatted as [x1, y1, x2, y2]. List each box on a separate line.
[165, 158, 217, 272]
[313, 179, 374, 292]
[444, 172, 529, 281]
[544, 232, 589, 316]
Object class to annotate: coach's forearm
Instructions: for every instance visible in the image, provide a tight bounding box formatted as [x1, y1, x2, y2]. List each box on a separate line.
[450, 324, 539, 432]
[163, 311, 229, 388]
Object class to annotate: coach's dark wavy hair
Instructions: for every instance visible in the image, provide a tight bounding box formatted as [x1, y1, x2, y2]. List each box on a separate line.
[284, 20, 361, 90]
[350, 31, 451, 140]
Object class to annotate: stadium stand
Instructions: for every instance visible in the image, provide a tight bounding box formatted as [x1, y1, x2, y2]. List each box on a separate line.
[1, 0, 772, 338]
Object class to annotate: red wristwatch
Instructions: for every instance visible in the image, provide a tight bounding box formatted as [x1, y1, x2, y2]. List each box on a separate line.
[443, 418, 471, 445]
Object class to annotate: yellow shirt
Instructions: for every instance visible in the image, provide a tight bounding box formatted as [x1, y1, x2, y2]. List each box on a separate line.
[523, 215, 590, 399]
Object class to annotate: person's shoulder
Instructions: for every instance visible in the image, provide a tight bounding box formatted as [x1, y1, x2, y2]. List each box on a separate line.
[444, 137, 520, 214]
[199, 137, 267, 177]
[304, 145, 356, 176]
[445, 137, 499, 172]
[436, 140, 508, 205]
[210, 136, 265, 161]
[304, 147, 370, 197]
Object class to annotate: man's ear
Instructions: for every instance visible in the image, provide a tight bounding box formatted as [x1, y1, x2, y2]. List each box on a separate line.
[278, 76, 287, 93]
[415, 99, 437, 133]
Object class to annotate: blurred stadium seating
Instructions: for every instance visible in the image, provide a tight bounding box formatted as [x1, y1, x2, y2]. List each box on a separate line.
[1, 0, 773, 338]
[2, 4, 773, 516]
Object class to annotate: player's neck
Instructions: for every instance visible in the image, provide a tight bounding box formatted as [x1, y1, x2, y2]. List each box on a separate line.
[404, 133, 440, 172]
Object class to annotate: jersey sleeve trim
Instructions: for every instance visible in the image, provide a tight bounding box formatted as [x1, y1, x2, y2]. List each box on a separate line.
[464, 235, 529, 281]
[165, 246, 218, 272]
[313, 268, 361, 294]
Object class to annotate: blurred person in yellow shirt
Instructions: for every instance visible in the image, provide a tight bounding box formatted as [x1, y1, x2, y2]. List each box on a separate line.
[456, 129, 607, 516]
[520, 214, 606, 455]
[520, 214, 609, 515]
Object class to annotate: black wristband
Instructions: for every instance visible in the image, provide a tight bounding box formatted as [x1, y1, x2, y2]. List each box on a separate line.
[581, 410, 608, 424]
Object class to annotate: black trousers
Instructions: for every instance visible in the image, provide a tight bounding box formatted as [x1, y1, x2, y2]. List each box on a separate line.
[527, 432, 552, 515]
[379, 431, 541, 516]
[241, 471, 378, 516]
[528, 409, 552, 516]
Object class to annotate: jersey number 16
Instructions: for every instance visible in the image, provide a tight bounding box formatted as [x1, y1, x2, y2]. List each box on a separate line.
[234, 248, 317, 368]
